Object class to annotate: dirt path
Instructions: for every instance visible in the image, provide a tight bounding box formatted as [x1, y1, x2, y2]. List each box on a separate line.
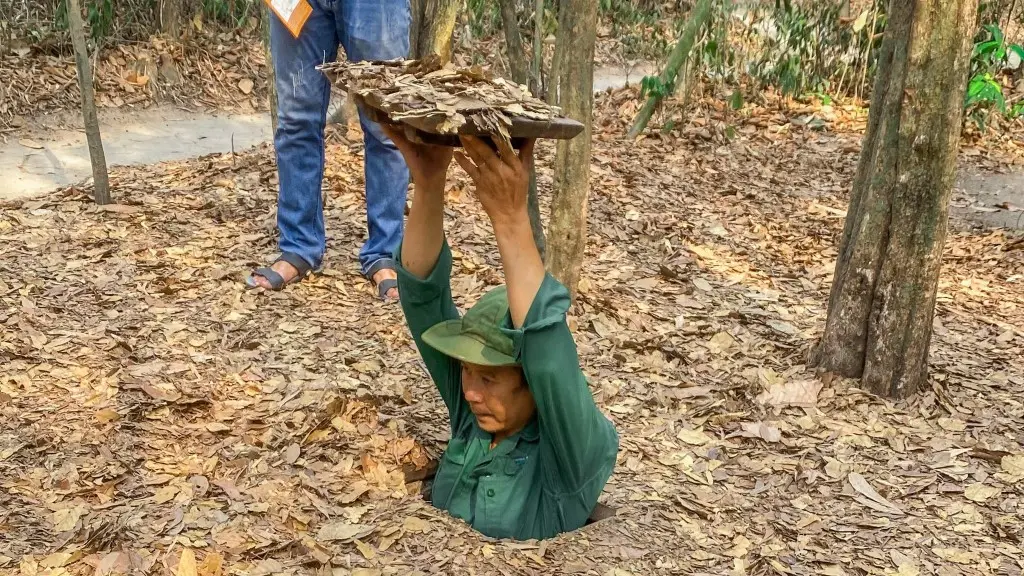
[2, 107, 271, 201]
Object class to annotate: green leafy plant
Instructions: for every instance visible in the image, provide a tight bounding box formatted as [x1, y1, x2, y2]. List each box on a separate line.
[740, 0, 883, 100]
[203, 0, 257, 28]
[639, 75, 673, 100]
[600, 0, 673, 62]
[965, 23, 1024, 128]
[55, 0, 114, 42]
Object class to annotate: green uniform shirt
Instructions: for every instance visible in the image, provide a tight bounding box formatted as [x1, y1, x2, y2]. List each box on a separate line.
[396, 241, 619, 541]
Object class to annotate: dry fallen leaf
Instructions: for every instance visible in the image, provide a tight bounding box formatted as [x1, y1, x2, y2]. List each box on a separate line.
[963, 482, 999, 502]
[176, 549, 198, 576]
[95, 408, 120, 423]
[1001, 454, 1024, 476]
[238, 78, 254, 94]
[316, 522, 374, 543]
[19, 138, 44, 149]
[340, 480, 371, 504]
[677, 427, 713, 445]
[284, 443, 301, 464]
[931, 548, 978, 564]
[848, 472, 903, 515]
[197, 552, 223, 576]
[757, 379, 822, 408]
[354, 539, 376, 560]
[402, 516, 430, 533]
[735, 421, 782, 442]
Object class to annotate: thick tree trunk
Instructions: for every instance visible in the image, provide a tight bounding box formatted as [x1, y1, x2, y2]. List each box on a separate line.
[545, 0, 596, 300]
[810, 0, 978, 398]
[67, 0, 110, 205]
[412, 0, 460, 62]
[159, 0, 181, 37]
[627, 0, 712, 139]
[262, 6, 278, 134]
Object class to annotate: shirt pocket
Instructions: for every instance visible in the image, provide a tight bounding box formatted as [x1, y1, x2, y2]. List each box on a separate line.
[474, 455, 531, 539]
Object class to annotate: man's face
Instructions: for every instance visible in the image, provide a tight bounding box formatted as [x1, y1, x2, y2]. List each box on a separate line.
[461, 362, 536, 437]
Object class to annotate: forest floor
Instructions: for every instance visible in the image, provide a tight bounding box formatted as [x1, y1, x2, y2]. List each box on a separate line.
[3, 26, 1024, 576]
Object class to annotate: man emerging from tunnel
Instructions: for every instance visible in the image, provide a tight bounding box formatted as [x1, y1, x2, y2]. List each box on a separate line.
[383, 125, 619, 540]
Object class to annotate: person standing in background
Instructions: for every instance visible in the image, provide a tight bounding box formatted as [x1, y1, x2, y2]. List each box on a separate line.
[247, 0, 410, 302]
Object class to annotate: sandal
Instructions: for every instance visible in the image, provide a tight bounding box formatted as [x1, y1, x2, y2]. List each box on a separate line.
[365, 257, 400, 302]
[246, 253, 314, 291]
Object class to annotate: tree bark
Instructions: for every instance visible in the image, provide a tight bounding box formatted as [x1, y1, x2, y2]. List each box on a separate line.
[67, 0, 110, 205]
[499, 0, 530, 86]
[410, 0, 423, 59]
[159, 0, 181, 38]
[262, 6, 278, 134]
[546, 0, 562, 105]
[627, 0, 713, 139]
[809, 0, 978, 398]
[545, 0, 596, 301]
[413, 0, 460, 63]
[532, 0, 544, 93]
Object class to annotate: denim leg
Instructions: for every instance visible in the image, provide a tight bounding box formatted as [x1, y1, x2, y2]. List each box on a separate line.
[338, 0, 412, 275]
[269, 3, 339, 269]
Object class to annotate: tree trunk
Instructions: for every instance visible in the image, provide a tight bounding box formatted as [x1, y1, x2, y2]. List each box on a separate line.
[809, 0, 978, 398]
[67, 0, 110, 205]
[497, 0, 546, 257]
[159, 0, 181, 38]
[532, 0, 544, 93]
[499, 0, 530, 86]
[262, 6, 278, 134]
[412, 0, 460, 63]
[410, 0, 423, 58]
[545, 0, 596, 300]
[546, 0, 562, 105]
[627, 0, 713, 139]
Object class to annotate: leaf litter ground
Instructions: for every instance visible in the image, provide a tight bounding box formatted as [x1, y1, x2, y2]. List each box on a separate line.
[2, 89, 1024, 576]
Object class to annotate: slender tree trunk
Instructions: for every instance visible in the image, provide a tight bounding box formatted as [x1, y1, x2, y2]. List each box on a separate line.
[413, 0, 460, 62]
[498, 0, 546, 258]
[627, 0, 713, 139]
[410, 0, 423, 58]
[546, 0, 562, 105]
[532, 0, 544, 93]
[499, 0, 530, 85]
[67, 0, 110, 205]
[159, 0, 181, 37]
[810, 0, 978, 398]
[263, 6, 278, 134]
[546, 0, 596, 300]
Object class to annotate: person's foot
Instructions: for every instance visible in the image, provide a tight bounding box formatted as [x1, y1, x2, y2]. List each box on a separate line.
[250, 260, 301, 290]
[372, 267, 399, 301]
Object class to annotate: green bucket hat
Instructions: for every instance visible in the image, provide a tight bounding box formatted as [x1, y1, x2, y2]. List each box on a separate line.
[421, 286, 518, 367]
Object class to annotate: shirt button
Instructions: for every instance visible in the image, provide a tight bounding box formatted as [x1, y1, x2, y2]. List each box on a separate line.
[487, 489, 495, 497]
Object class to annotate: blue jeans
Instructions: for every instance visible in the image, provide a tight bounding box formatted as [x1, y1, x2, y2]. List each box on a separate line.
[269, 0, 411, 275]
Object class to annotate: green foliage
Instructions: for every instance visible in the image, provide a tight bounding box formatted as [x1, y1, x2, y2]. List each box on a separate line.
[202, 0, 257, 28]
[965, 23, 1023, 129]
[466, 0, 501, 37]
[639, 75, 674, 99]
[55, 0, 115, 42]
[599, 0, 672, 61]
[745, 0, 878, 98]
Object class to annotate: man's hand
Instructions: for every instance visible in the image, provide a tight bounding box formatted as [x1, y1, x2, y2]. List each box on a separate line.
[455, 136, 536, 229]
[456, 135, 542, 328]
[381, 124, 454, 190]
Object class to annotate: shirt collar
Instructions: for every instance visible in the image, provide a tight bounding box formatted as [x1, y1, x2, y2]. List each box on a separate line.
[472, 415, 540, 453]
